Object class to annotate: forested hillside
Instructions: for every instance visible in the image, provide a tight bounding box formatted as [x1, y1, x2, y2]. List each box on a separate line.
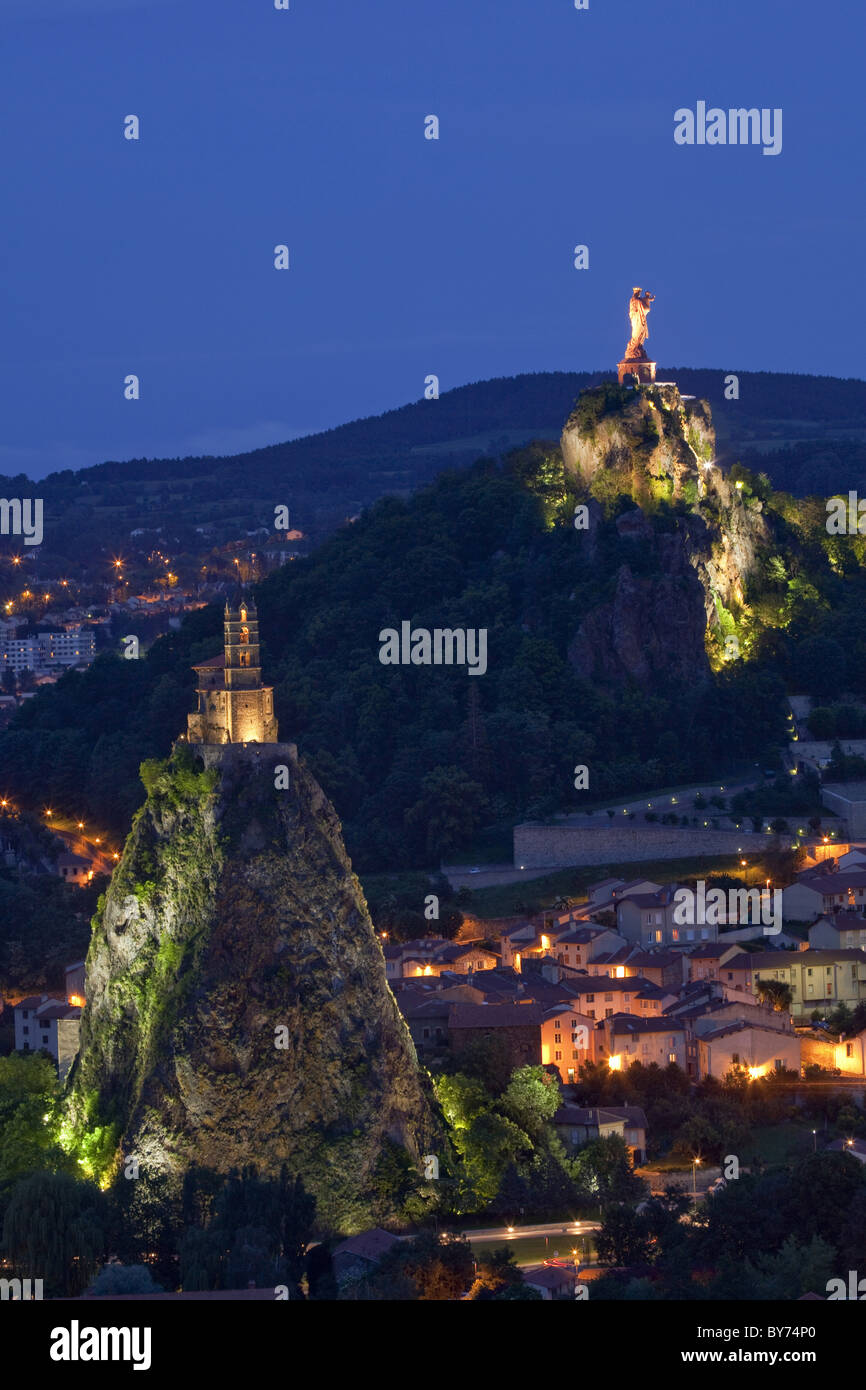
[3, 428, 864, 874]
[2, 370, 864, 570]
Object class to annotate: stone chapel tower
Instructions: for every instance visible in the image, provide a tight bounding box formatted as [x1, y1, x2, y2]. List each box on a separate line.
[187, 592, 278, 745]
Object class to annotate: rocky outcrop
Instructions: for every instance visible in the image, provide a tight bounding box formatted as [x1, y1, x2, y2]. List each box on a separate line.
[562, 383, 770, 679]
[66, 743, 441, 1232]
[569, 525, 709, 683]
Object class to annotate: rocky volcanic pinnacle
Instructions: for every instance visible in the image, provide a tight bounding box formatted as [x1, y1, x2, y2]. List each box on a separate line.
[66, 742, 441, 1231]
[562, 382, 770, 682]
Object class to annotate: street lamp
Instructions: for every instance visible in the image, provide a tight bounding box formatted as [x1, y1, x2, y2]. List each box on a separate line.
[692, 1155, 701, 1201]
[812, 1129, 817, 1152]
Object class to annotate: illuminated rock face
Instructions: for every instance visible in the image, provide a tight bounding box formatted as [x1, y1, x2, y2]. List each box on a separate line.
[561, 383, 769, 680]
[67, 744, 440, 1231]
[187, 595, 278, 745]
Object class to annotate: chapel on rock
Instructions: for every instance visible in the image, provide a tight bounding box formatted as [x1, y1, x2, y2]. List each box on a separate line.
[186, 593, 278, 745]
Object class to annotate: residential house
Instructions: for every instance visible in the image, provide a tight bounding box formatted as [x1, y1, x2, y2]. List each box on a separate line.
[587, 948, 684, 991]
[383, 937, 499, 980]
[448, 1002, 546, 1069]
[749, 948, 866, 1018]
[523, 1264, 578, 1300]
[56, 851, 94, 886]
[690, 948, 755, 998]
[547, 926, 626, 973]
[696, 1020, 801, 1080]
[332, 1228, 400, 1281]
[598, 1014, 689, 1071]
[800, 1027, 866, 1076]
[808, 912, 866, 952]
[586, 876, 629, 907]
[500, 921, 622, 971]
[617, 885, 719, 948]
[553, 1102, 648, 1163]
[540, 1006, 595, 1083]
[13, 995, 81, 1081]
[782, 869, 866, 924]
[565, 974, 670, 1022]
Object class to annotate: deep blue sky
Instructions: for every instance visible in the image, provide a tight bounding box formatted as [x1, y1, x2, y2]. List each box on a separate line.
[1, 0, 861, 480]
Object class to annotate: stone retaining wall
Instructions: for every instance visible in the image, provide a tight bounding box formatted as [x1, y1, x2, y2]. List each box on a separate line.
[514, 823, 783, 869]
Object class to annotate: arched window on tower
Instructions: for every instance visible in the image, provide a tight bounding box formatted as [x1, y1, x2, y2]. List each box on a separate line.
[240, 626, 249, 644]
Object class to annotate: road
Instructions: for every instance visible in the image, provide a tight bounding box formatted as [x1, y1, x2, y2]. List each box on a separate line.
[460, 1219, 601, 1241]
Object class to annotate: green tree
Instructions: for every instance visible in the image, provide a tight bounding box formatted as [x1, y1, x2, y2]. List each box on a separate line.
[595, 1205, 653, 1266]
[404, 766, 488, 863]
[435, 1073, 490, 1131]
[747, 1234, 835, 1300]
[0, 1054, 75, 1199]
[467, 1246, 535, 1300]
[370, 1231, 474, 1301]
[755, 977, 793, 1012]
[458, 1112, 533, 1206]
[499, 1065, 561, 1141]
[2, 1171, 107, 1297]
[571, 1135, 644, 1205]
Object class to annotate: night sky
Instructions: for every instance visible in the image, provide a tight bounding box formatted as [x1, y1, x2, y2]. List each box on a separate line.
[1, 0, 861, 479]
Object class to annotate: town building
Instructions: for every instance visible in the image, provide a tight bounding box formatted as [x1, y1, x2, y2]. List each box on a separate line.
[540, 1005, 594, 1083]
[522, 1264, 579, 1300]
[808, 912, 866, 951]
[782, 869, 866, 923]
[332, 1228, 400, 1282]
[749, 948, 866, 1017]
[616, 885, 719, 947]
[695, 1020, 800, 1080]
[383, 937, 499, 980]
[821, 784, 866, 837]
[448, 1002, 546, 1070]
[800, 1026, 866, 1076]
[0, 626, 96, 676]
[597, 1014, 690, 1071]
[56, 851, 94, 886]
[13, 995, 81, 1081]
[553, 1103, 648, 1163]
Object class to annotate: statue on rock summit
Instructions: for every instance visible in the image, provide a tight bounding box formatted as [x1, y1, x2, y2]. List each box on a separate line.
[618, 286, 657, 385]
[626, 287, 655, 359]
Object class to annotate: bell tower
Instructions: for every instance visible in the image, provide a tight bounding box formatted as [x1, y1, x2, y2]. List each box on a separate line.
[224, 595, 262, 692]
[187, 590, 278, 745]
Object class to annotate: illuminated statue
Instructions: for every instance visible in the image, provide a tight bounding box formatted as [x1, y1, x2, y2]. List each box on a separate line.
[625, 287, 655, 360]
[617, 286, 658, 384]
